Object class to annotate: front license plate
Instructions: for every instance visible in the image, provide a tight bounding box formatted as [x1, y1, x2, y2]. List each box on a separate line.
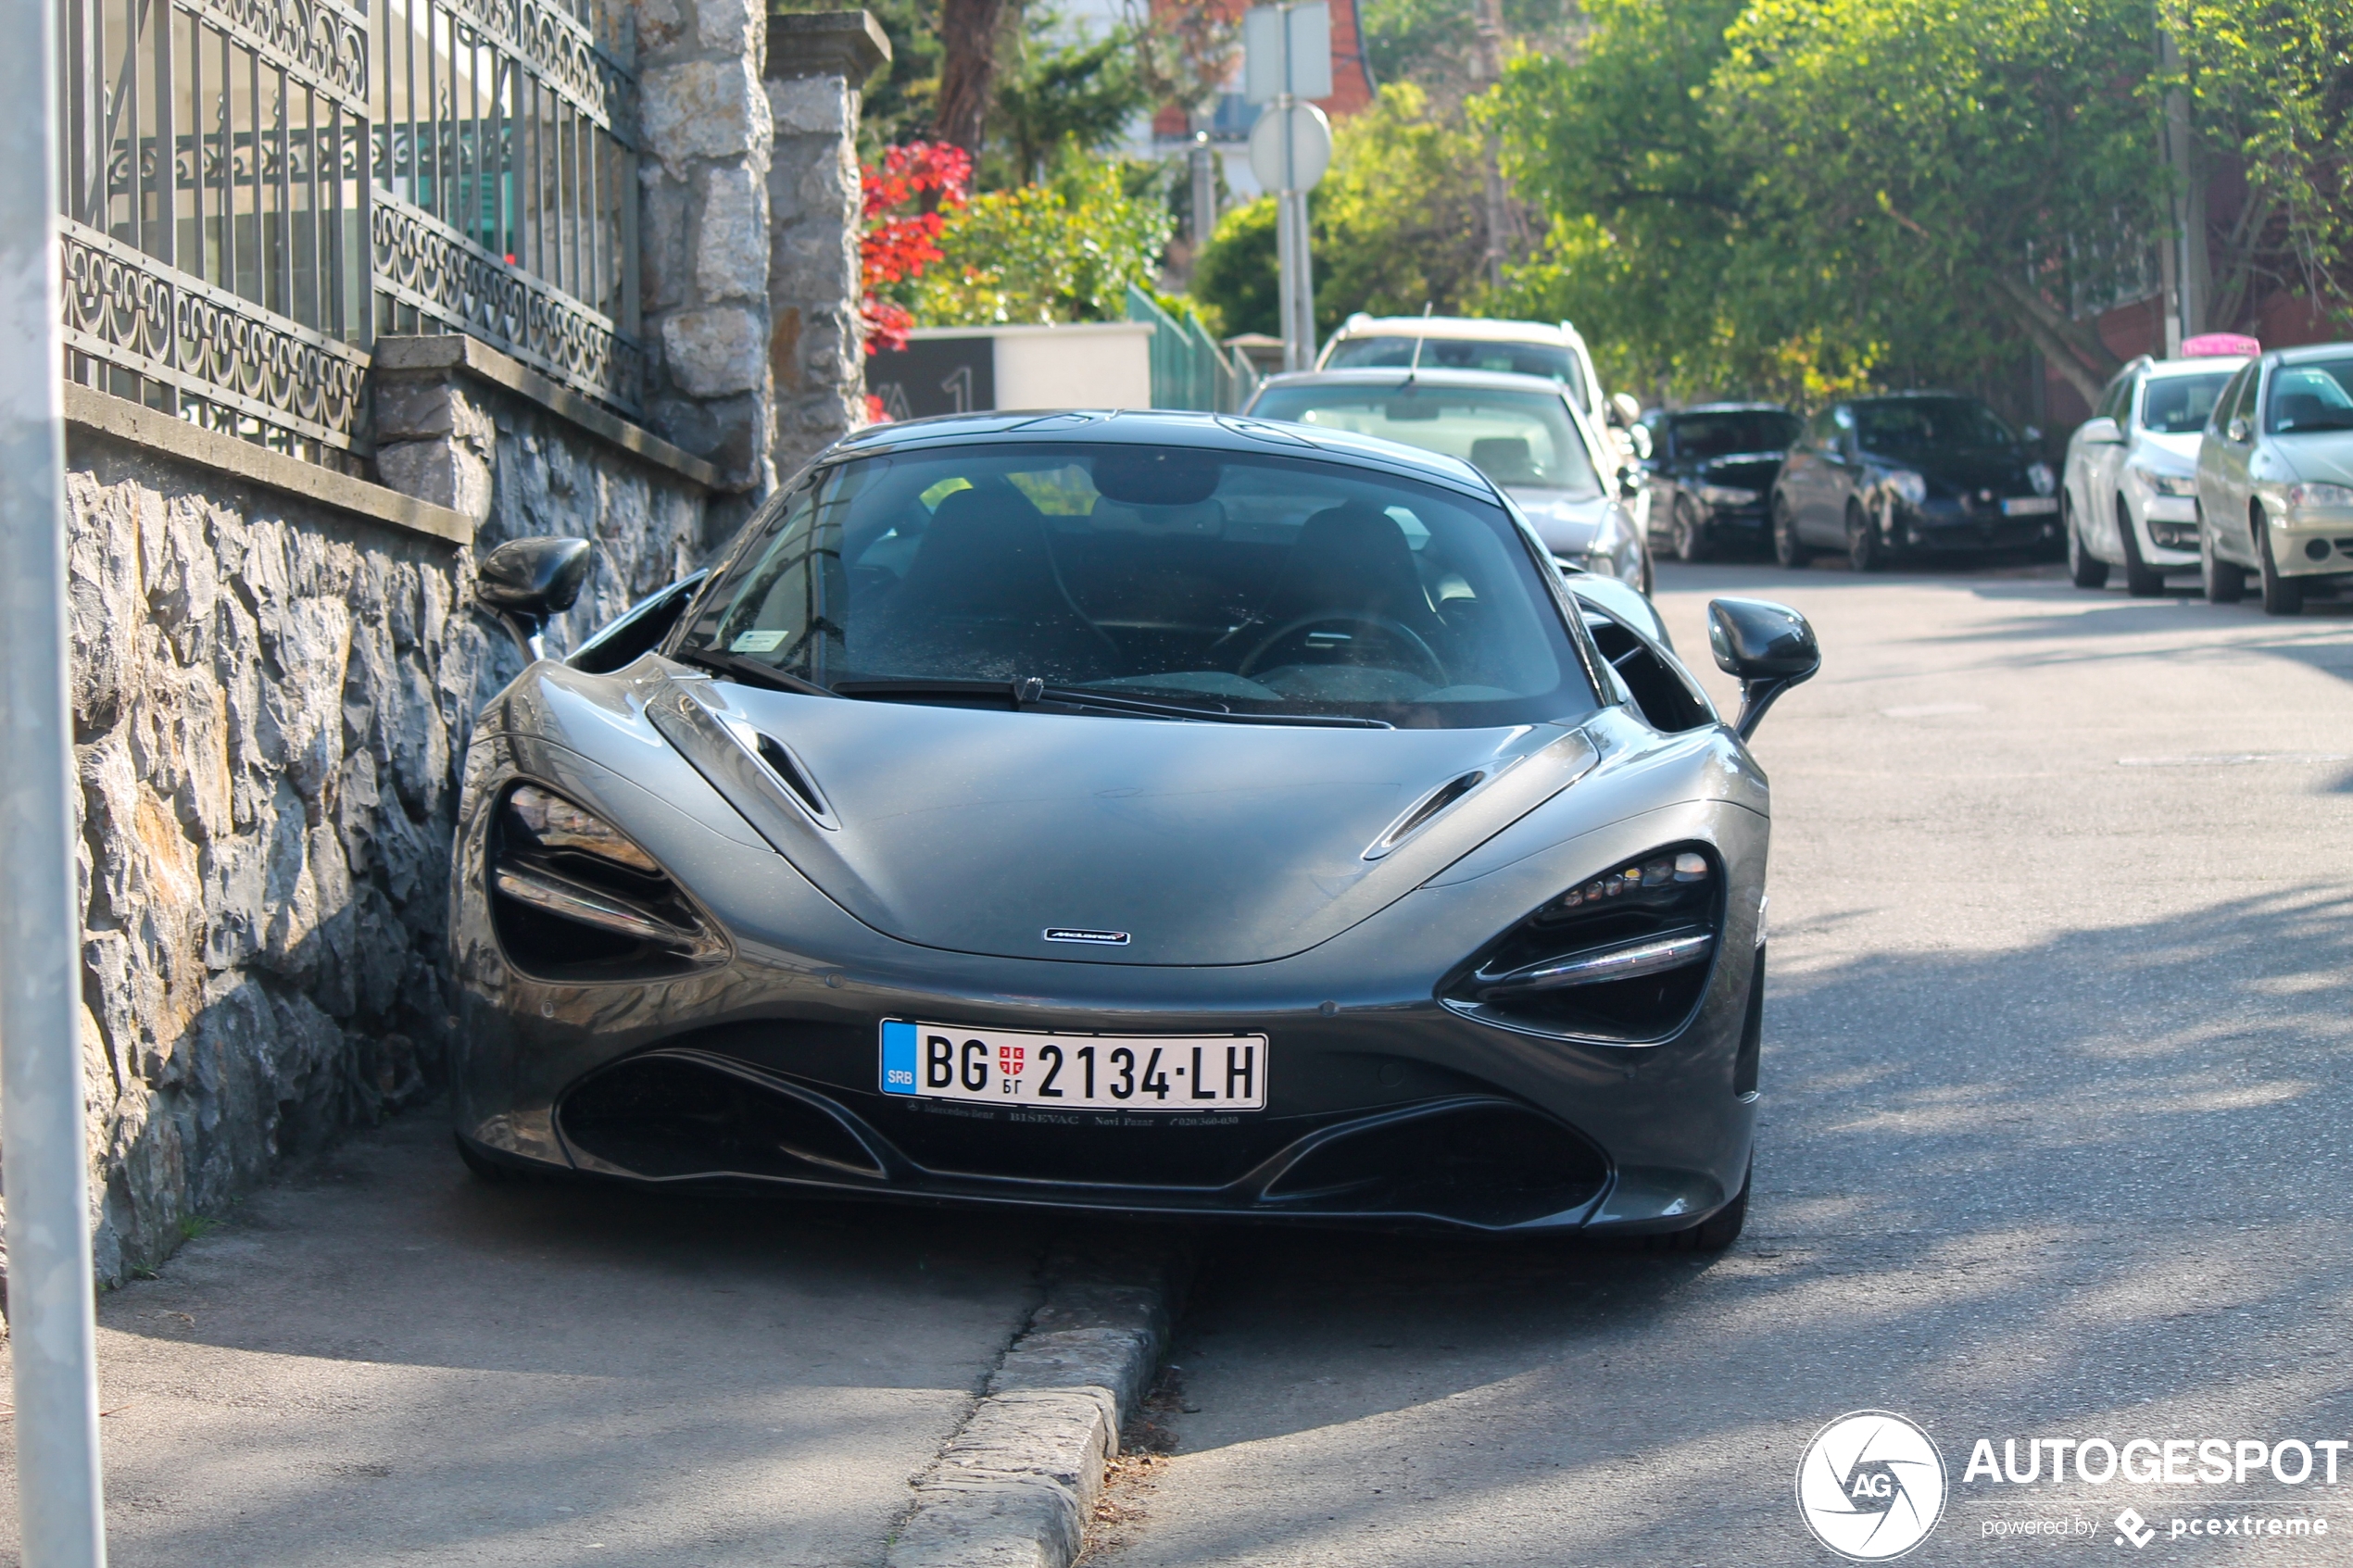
[2002, 496, 2058, 516]
[879, 1021, 1267, 1110]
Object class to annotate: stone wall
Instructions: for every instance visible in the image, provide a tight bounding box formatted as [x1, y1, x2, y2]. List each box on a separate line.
[43, 6, 888, 1286]
[63, 370, 707, 1284]
[766, 12, 888, 479]
[635, 0, 776, 495]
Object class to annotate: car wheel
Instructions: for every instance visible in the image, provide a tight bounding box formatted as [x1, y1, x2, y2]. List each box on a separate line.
[2201, 520, 2246, 603]
[1672, 496, 1709, 563]
[2256, 507, 2304, 615]
[2066, 495, 2108, 588]
[2117, 495, 2165, 596]
[1845, 501, 1881, 572]
[1772, 495, 1809, 569]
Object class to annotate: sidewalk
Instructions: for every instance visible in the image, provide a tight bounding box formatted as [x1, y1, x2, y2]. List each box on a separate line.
[0, 1110, 1050, 1566]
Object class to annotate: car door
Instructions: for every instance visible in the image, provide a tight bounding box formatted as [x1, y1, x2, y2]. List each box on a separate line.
[2203, 362, 2263, 566]
[2081, 371, 2133, 558]
[1805, 406, 1859, 543]
[1777, 409, 1831, 537]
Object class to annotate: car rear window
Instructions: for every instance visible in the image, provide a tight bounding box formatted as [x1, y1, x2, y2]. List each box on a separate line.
[1323, 336, 1590, 408]
[1669, 410, 1800, 458]
[1852, 397, 2018, 452]
[1249, 383, 1604, 497]
[675, 444, 1598, 731]
[2140, 371, 2235, 434]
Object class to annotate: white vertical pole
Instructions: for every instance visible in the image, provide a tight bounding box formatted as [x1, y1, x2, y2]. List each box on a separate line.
[1289, 189, 1315, 369]
[0, 0, 110, 1556]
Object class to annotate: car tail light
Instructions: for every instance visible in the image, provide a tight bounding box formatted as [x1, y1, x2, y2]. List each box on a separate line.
[1440, 847, 1721, 1043]
[488, 784, 726, 979]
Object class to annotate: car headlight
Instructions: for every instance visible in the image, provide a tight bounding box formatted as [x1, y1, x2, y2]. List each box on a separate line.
[489, 784, 727, 978]
[2128, 464, 2198, 498]
[1440, 847, 1722, 1044]
[1886, 470, 1928, 505]
[1697, 484, 1759, 508]
[2285, 482, 2353, 510]
[2029, 463, 2057, 496]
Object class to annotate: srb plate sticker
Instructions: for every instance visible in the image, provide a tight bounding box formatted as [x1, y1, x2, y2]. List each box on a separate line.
[878, 1021, 1267, 1110]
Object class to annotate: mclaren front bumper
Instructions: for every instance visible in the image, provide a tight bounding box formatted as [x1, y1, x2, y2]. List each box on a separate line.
[451, 680, 1769, 1236]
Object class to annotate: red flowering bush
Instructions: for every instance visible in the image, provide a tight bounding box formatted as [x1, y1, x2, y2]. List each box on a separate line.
[861, 142, 973, 358]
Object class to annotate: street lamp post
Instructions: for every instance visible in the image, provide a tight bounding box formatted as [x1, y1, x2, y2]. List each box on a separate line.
[0, 0, 111, 1562]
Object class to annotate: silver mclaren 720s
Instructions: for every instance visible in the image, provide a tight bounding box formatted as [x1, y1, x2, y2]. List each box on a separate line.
[449, 409, 1818, 1247]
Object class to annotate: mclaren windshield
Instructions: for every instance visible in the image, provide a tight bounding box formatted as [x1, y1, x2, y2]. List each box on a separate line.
[673, 443, 1599, 729]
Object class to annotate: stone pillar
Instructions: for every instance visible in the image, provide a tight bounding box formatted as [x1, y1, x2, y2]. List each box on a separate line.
[765, 11, 888, 481]
[635, 0, 775, 495]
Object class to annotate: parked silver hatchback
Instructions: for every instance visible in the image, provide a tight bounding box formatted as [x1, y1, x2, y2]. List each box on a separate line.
[2196, 345, 2353, 614]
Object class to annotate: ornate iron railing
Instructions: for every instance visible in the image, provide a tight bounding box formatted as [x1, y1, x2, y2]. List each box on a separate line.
[55, 0, 639, 463]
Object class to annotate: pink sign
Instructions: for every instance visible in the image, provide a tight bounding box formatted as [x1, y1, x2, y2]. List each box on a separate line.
[2182, 332, 2260, 358]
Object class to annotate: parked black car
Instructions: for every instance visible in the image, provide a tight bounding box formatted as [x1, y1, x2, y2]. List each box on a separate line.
[1640, 404, 1801, 561]
[1769, 394, 2059, 570]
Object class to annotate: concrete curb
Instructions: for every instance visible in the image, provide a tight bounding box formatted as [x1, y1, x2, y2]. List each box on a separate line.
[886, 1238, 1191, 1568]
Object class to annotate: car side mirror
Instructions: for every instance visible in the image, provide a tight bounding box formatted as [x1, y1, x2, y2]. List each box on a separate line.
[1707, 597, 1820, 740]
[2226, 416, 2251, 444]
[478, 535, 593, 663]
[2076, 416, 2123, 446]
[1610, 391, 1642, 429]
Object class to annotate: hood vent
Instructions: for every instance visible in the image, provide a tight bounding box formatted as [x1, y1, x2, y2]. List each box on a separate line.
[1365, 771, 1486, 860]
[753, 733, 831, 822]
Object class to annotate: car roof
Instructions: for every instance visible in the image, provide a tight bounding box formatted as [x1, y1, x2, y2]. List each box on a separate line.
[1662, 402, 1792, 416]
[1843, 390, 1982, 405]
[1332, 316, 1578, 347]
[1256, 367, 1577, 397]
[2145, 355, 2246, 378]
[822, 407, 1499, 498]
[2271, 342, 2353, 366]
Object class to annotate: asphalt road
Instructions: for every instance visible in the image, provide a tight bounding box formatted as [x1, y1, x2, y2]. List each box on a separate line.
[0, 1117, 1050, 1566]
[1094, 559, 2353, 1567]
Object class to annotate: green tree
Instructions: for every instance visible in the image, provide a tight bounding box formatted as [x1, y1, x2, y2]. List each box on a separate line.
[1189, 84, 1491, 339]
[909, 157, 1175, 324]
[1486, 0, 2170, 407]
[990, 24, 1155, 186]
[2168, 0, 2353, 329]
[1192, 196, 1281, 337]
[1716, 0, 2165, 406]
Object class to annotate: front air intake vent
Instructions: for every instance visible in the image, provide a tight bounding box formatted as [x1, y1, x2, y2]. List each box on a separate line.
[1365, 771, 1486, 859]
[1440, 845, 1723, 1043]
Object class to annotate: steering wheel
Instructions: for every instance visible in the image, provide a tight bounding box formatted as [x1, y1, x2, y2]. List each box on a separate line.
[1238, 613, 1446, 685]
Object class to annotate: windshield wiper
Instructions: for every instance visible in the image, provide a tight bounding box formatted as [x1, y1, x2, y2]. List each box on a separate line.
[673, 646, 837, 697]
[1036, 685, 1394, 728]
[832, 677, 1392, 728]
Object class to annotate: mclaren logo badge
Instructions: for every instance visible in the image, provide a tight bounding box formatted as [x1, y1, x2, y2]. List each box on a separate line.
[1043, 927, 1131, 946]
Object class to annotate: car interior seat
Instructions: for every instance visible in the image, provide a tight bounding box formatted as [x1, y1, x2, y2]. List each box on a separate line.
[857, 480, 1119, 680]
[1469, 437, 1541, 486]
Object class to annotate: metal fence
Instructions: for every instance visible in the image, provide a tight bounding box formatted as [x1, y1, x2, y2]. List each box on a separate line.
[1126, 286, 1260, 415]
[56, 0, 639, 465]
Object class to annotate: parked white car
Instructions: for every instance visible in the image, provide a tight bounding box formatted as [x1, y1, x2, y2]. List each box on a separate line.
[2196, 344, 2353, 615]
[1316, 315, 1653, 539]
[2063, 353, 2245, 595]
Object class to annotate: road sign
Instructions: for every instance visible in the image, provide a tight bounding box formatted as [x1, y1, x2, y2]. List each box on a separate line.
[1249, 101, 1332, 193]
[1243, 2, 1332, 104]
